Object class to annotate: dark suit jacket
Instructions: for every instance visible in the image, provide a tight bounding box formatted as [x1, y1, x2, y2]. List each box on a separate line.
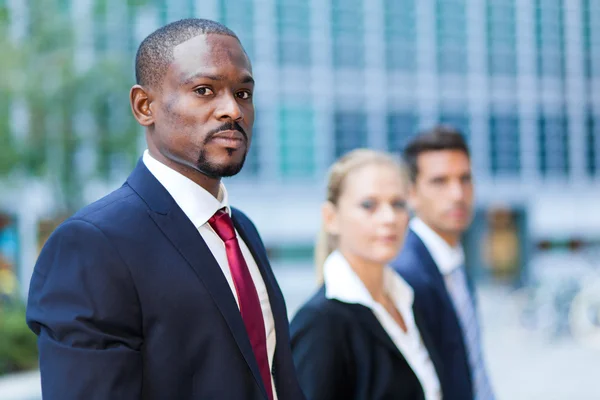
[289, 286, 443, 400]
[26, 160, 305, 400]
[390, 229, 474, 400]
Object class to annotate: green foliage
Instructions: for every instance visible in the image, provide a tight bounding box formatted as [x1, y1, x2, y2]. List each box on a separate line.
[0, 302, 38, 375]
[0, 0, 148, 211]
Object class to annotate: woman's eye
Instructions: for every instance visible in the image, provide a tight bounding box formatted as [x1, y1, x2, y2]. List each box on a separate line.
[237, 90, 252, 99]
[360, 201, 375, 210]
[194, 87, 214, 96]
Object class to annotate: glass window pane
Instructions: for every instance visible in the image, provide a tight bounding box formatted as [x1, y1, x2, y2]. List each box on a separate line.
[279, 106, 315, 178]
[436, 0, 468, 74]
[583, 0, 592, 78]
[490, 115, 521, 175]
[277, 1, 311, 65]
[487, 0, 517, 76]
[439, 113, 470, 143]
[583, 0, 600, 78]
[334, 111, 367, 157]
[220, 0, 254, 60]
[387, 112, 418, 153]
[538, 116, 569, 176]
[587, 114, 598, 177]
[535, 0, 565, 78]
[332, 0, 364, 68]
[385, 0, 417, 71]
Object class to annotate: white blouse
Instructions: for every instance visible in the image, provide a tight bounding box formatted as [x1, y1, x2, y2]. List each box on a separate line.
[323, 250, 442, 400]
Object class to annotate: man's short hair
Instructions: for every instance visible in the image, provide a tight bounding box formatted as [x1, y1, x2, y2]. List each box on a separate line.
[135, 18, 240, 89]
[402, 125, 470, 183]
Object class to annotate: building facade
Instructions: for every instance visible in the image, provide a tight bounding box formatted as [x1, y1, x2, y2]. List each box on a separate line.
[3, 0, 600, 293]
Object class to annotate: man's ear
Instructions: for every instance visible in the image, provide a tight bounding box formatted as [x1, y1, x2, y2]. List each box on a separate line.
[407, 181, 419, 211]
[130, 85, 154, 127]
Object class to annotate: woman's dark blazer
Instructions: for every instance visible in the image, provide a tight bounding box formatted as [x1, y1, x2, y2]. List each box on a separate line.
[290, 286, 443, 400]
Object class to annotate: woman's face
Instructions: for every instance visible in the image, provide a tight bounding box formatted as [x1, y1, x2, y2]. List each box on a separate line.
[324, 163, 410, 266]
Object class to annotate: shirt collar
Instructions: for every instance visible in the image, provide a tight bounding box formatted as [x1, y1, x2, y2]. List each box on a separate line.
[323, 250, 414, 310]
[142, 150, 230, 228]
[409, 217, 464, 275]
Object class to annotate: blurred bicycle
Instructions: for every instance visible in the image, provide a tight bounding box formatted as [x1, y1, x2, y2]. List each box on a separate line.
[511, 247, 600, 346]
[569, 274, 600, 349]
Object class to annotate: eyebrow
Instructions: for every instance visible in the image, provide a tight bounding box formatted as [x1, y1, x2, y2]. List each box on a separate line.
[181, 72, 255, 86]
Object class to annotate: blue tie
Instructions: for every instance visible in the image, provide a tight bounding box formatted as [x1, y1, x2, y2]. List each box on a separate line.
[445, 266, 495, 400]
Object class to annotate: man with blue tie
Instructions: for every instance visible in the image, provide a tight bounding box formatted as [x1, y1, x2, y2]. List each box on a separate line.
[26, 18, 305, 400]
[391, 126, 495, 400]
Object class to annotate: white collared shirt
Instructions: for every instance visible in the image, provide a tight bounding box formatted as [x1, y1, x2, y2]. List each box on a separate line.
[143, 150, 278, 398]
[410, 217, 465, 276]
[324, 251, 442, 400]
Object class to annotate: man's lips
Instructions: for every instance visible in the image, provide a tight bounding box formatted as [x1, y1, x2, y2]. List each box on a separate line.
[447, 208, 468, 218]
[211, 130, 246, 141]
[209, 130, 247, 148]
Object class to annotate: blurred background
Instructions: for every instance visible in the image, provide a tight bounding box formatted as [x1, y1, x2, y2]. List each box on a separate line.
[1, 0, 599, 399]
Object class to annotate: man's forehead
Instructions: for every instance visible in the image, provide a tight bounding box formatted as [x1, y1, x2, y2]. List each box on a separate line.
[172, 34, 250, 72]
[417, 150, 471, 174]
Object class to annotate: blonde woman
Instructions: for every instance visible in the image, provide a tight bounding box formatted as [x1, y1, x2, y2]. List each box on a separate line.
[290, 149, 443, 400]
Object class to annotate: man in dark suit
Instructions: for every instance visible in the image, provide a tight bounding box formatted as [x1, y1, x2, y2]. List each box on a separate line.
[26, 18, 305, 400]
[391, 127, 495, 400]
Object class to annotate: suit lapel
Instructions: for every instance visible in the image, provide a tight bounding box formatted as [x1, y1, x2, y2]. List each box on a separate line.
[231, 211, 287, 327]
[409, 230, 473, 379]
[127, 161, 268, 400]
[408, 230, 448, 295]
[349, 304, 405, 359]
[409, 230, 464, 325]
[413, 299, 445, 383]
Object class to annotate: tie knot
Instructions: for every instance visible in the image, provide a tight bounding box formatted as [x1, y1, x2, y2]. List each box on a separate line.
[208, 209, 236, 242]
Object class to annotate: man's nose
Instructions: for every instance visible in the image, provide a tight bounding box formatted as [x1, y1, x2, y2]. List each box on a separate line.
[449, 180, 465, 200]
[215, 92, 243, 121]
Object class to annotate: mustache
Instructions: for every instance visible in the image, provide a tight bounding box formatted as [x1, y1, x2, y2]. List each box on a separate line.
[205, 121, 247, 142]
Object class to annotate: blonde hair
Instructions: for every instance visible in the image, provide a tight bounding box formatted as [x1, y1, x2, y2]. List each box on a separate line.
[314, 149, 407, 284]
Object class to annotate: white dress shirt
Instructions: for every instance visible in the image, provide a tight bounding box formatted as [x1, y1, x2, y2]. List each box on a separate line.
[410, 218, 497, 400]
[143, 150, 278, 399]
[410, 217, 465, 276]
[323, 250, 442, 400]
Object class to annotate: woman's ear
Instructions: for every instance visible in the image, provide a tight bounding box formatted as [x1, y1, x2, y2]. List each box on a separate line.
[322, 201, 340, 236]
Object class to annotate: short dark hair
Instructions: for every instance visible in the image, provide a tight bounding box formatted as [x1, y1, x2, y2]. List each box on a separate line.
[135, 18, 240, 89]
[402, 125, 470, 182]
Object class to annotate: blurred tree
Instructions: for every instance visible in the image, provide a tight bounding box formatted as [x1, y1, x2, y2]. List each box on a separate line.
[0, 0, 148, 212]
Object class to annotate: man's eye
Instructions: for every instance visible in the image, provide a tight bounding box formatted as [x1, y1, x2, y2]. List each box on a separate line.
[392, 200, 407, 210]
[194, 87, 214, 96]
[237, 90, 252, 100]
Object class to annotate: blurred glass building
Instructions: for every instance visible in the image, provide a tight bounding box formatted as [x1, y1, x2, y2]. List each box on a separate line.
[3, 0, 600, 293]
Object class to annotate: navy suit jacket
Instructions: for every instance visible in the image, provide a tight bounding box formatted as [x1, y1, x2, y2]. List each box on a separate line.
[26, 160, 305, 400]
[290, 286, 444, 400]
[390, 229, 474, 400]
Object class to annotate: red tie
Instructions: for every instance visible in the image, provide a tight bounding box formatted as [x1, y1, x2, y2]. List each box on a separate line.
[208, 209, 274, 400]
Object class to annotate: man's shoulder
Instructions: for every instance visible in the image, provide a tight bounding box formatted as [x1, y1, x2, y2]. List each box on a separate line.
[231, 206, 251, 224]
[391, 231, 440, 292]
[231, 207, 261, 236]
[70, 183, 144, 226]
[392, 231, 428, 272]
